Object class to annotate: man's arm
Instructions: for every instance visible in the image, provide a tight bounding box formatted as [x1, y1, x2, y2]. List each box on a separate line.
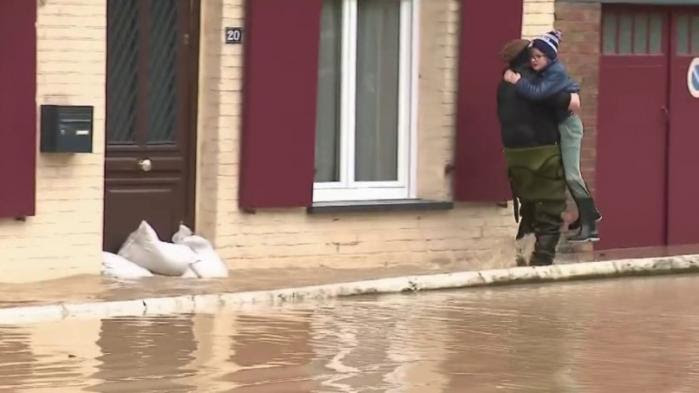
[514, 70, 569, 101]
[546, 91, 571, 111]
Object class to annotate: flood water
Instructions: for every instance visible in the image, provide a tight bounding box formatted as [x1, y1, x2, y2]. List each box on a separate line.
[2, 275, 699, 392]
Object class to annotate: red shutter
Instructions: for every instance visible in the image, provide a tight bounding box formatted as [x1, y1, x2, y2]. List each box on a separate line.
[454, 0, 523, 201]
[0, 1, 37, 217]
[240, 0, 322, 209]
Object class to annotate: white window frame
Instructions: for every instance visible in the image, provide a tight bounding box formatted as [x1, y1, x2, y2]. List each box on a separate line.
[313, 0, 419, 202]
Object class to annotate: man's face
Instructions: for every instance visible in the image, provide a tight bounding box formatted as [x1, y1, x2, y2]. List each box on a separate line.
[530, 48, 549, 72]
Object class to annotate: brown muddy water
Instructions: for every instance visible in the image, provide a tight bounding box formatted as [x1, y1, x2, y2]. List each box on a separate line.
[2, 275, 699, 392]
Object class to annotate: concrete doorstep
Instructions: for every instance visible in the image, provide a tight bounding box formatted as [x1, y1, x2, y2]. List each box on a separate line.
[1, 254, 698, 325]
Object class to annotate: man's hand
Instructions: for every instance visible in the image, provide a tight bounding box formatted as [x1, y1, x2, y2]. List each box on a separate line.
[504, 70, 521, 84]
[569, 93, 581, 113]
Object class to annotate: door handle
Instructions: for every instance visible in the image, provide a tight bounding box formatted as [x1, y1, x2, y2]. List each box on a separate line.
[138, 158, 153, 172]
[661, 106, 669, 124]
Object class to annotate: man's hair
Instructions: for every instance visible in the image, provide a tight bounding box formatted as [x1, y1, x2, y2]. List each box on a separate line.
[499, 39, 530, 63]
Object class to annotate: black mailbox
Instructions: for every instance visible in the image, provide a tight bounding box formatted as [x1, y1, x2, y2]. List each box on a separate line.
[40, 105, 94, 153]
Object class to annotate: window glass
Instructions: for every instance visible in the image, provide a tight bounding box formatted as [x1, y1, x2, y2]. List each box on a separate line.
[603, 12, 617, 54]
[633, 13, 648, 54]
[691, 16, 699, 54]
[648, 13, 663, 54]
[315, 0, 343, 182]
[107, 0, 140, 143]
[147, 0, 178, 143]
[618, 14, 633, 54]
[314, 0, 412, 201]
[355, 0, 401, 181]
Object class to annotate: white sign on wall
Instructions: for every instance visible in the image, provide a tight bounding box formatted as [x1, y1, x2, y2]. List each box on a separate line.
[689, 58, 699, 98]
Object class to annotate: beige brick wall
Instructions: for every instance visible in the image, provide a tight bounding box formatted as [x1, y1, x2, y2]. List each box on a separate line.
[555, 1, 601, 196]
[523, 0, 555, 38]
[0, 0, 105, 283]
[0, 0, 531, 283]
[196, 0, 518, 272]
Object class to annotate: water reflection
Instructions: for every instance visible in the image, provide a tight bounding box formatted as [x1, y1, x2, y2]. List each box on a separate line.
[0, 275, 698, 392]
[224, 311, 320, 392]
[0, 327, 34, 390]
[88, 316, 197, 392]
[440, 287, 579, 393]
[571, 279, 699, 393]
[0, 319, 102, 391]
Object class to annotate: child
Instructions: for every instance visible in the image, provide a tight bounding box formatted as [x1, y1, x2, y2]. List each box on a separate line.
[504, 30, 601, 243]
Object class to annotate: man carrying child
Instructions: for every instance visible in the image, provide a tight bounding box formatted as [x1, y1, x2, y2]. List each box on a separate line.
[504, 30, 602, 244]
[496, 38, 578, 266]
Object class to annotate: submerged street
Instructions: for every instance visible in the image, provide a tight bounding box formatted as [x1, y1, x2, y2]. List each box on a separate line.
[1, 274, 699, 392]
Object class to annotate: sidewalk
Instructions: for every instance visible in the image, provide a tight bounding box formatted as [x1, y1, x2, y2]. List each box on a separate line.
[1, 251, 699, 324]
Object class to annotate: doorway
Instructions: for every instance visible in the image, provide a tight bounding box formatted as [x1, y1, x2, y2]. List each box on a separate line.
[103, 0, 199, 252]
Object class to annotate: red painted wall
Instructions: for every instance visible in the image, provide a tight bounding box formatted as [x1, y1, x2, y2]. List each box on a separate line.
[239, 0, 322, 209]
[0, 0, 37, 218]
[667, 9, 699, 245]
[454, 0, 523, 201]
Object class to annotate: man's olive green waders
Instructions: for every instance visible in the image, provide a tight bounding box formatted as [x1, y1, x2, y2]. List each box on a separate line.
[504, 145, 566, 266]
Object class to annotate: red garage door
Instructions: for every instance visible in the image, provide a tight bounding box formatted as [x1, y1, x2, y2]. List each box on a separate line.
[667, 9, 699, 245]
[597, 6, 699, 249]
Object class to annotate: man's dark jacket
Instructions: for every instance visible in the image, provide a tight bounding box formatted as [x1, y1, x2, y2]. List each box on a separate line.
[497, 66, 570, 148]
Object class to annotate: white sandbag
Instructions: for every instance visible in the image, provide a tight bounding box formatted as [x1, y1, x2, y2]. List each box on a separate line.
[181, 267, 198, 278]
[101, 252, 153, 279]
[118, 221, 199, 276]
[174, 230, 229, 278]
[172, 224, 193, 244]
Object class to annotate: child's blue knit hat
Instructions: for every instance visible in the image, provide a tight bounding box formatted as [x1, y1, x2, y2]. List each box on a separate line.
[531, 30, 561, 61]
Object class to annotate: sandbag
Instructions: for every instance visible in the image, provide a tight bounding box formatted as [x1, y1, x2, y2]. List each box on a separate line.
[182, 236, 229, 278]
[181, 267, 199, 278]
[118, 221, 199, 276]
[101, 252, 153, 279]
[173, 225, 229, 278]
[172, 224, 193, 244]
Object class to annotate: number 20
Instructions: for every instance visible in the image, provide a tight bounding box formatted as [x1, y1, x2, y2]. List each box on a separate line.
[227, 29, 241, 42]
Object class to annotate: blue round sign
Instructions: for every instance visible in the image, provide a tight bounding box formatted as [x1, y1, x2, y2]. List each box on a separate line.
[689, 58, 699, 98]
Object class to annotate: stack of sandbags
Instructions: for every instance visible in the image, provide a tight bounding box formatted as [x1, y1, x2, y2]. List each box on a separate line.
[101, 221, 229, 279]
[117, 221, 198, 276]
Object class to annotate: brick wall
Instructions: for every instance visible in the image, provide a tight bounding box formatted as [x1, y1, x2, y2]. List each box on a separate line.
[555, 1, 602, 196]
[0, 0, 540, 283]
[0, 0, 104, 283]
[196, 0, 519, 272]
[416, 0, 459, 200]
[523, 0, 555, 38]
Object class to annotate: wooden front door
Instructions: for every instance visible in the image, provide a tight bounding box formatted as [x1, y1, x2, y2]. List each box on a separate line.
[103, 0, 199, 252]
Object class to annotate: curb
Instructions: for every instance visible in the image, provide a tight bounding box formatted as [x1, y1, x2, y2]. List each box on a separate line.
[1, 255, 698, 325]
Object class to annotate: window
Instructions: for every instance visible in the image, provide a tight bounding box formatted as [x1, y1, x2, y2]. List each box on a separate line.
[313, 0, 417, 202]
[602, 10, 664, 55]
[676, 13, 699, 55]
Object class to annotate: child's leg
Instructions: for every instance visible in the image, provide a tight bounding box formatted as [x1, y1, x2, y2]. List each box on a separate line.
[559, 114, 590, 200]
[559, 114, 601, 242]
